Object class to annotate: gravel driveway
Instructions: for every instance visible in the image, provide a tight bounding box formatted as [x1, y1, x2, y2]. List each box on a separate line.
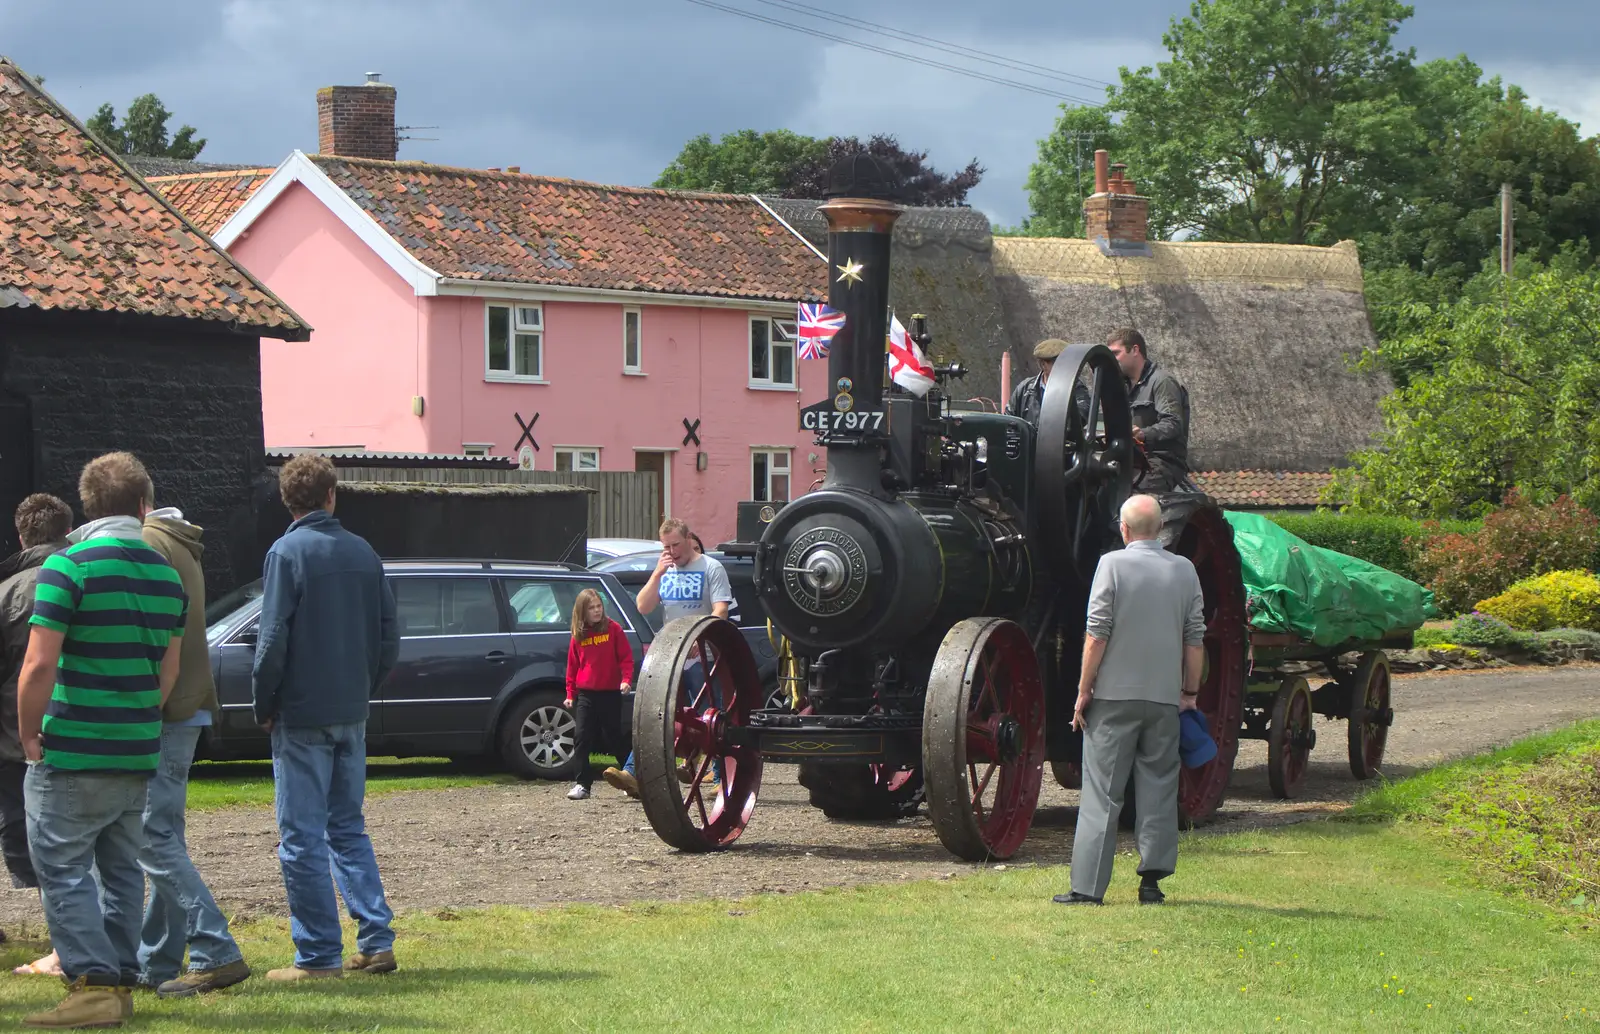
[0, 665, 1593, 925]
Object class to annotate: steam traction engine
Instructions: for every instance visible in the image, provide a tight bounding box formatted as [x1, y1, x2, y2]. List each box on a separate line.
[631, 157, 1249, 861]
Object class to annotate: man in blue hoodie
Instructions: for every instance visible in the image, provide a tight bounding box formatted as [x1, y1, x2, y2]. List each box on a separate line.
[253, 454, 399, 982]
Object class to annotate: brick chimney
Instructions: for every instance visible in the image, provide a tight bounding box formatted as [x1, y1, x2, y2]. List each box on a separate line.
[1082, 149, 1150, 255]
[317, 73, 397, 161]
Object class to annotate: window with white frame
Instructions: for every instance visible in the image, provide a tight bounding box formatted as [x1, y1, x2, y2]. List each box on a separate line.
[555, 447, 600, 473]
[622, 308, 642, 373]
[461, 443, 492, 457]
[749, 316, 796, 389]
[486, 303, 543, 380]
[752, 449, 791, 503]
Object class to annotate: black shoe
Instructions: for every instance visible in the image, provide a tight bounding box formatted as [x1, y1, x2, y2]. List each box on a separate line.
[1052, 892, 1104, 905]
[1138, 883, 1166, 905]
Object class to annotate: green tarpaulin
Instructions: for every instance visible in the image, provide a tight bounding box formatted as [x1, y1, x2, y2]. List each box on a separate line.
[1222, 511, 1437, 646]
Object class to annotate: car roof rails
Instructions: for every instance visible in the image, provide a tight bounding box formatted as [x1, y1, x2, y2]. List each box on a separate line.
[381, 558, 590, 572]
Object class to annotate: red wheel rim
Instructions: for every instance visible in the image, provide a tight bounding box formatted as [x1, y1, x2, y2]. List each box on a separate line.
[963, 624, 1046, 856]
[669, 631, 762, 848]
[1361, 663, 1390, 773]
[1176, 508, 1247, 824]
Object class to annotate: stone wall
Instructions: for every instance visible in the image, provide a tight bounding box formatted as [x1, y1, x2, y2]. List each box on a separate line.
[0, 313, 267, 596]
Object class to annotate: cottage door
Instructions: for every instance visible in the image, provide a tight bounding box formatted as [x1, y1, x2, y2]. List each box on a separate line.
[634, 451, 668, 534]
[0, 398, 32, 557]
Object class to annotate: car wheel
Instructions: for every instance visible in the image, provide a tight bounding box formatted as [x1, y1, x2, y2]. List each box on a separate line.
[498, 689, 579, 780]
[764, 676, 793, 712]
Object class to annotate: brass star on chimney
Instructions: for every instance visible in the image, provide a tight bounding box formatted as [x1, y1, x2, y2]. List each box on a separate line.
[835, 257, 865, 287]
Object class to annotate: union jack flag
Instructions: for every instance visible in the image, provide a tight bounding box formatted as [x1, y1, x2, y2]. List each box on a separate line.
[796, 302, 846, 360]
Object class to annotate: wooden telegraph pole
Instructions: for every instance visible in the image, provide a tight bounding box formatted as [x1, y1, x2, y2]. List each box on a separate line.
[1500, 182, 1514, 277]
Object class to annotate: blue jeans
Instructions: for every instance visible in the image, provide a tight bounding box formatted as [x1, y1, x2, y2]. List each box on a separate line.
[623, 661, 719, 780]
[271, 721, 394, 970]
[24, 764, 148, 982]
[137, 724, 243, 982]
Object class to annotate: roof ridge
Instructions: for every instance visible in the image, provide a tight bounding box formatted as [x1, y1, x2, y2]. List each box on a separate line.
[145, 167, 277, 183]
[308, 154, 758, 203]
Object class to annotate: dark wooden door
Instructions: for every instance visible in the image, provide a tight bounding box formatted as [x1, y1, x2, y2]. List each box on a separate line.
[634, 451, 666, 531]
[0, 398, 32, 558]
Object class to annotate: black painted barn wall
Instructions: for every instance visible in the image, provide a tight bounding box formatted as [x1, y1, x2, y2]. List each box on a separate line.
[0, 311, 267, 597]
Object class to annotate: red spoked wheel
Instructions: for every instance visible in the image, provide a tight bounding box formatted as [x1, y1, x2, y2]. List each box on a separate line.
[1347, 651, 1392, 780]
[633, 615, 764, 852]
[1172, 503, 1248, 827]
[1267, 675, 1316, 799]
[922, 618, 1046, 861]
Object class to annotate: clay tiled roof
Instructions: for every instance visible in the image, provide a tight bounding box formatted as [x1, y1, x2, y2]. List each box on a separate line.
[0, 59, 308, 340]
[1191, 470, 1341, 509]
[145, 168, 274, 234]
[311, 156, 827, 302]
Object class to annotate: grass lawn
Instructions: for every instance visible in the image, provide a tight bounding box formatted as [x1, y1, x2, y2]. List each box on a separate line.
[4, 797, 1596, 1028]
[184, 757, 520, 810]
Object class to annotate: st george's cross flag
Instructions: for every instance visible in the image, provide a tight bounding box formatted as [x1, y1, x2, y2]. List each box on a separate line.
[796, 302, 846, 359]
[887, 314, 935, 397]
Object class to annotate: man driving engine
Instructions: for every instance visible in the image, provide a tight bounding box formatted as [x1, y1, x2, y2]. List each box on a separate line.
[1106, 328, 1192, 494]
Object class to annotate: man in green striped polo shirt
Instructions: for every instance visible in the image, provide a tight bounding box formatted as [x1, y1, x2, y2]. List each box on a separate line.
[16, 452, 186, 1029]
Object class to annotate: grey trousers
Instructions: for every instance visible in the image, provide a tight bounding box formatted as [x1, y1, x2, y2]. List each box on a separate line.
[1070, 698, 1181, 899]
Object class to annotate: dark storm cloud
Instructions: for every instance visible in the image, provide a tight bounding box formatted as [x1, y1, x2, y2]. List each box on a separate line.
[3, 0, 1594, 225]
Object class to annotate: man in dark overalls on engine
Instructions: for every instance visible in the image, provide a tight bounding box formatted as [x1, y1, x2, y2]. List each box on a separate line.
[1106, 328, 1193, 494]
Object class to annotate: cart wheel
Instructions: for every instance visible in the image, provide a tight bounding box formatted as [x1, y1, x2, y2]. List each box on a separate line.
[1347, 651, 1393, 780]
[1266, 675, 1315, 799]
[1049, 760, 1082, 790]
[633, 615, 764, 852]
[923, 618, 1046, 862]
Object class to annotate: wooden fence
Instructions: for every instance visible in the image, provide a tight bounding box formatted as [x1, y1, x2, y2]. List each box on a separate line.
[327, 466, 660, 540]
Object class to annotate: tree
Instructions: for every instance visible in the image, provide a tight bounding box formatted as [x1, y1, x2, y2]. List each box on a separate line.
[656, 131, 983, 206]
[1017, 107, 1121, 237]
[1329, 260, 1600, 518]
[782, 135, 983, 207]
[1358, 66, 1600, 285]
[85, 94, 206, 159]
[1024, 0, 1421, 243]
[654, 129, 826, 194]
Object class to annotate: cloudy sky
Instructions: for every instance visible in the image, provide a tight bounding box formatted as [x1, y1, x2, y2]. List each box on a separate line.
[6, 0, 1596, 226]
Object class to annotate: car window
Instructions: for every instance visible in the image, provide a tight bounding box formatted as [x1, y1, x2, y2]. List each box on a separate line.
[503, 578, 623, 632]
[392, 577, 501, 637]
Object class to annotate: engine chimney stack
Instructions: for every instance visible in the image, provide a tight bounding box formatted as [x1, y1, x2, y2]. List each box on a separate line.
[816, 155, 903, 489]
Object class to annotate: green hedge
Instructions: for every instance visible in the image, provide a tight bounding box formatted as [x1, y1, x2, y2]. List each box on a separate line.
[1259, 511, 1480, 584]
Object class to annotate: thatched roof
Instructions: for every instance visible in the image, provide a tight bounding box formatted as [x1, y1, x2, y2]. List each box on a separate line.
[338, 481, 590, 497]
[991, 237, 1391, 472]
[759, 199, 1010, 404]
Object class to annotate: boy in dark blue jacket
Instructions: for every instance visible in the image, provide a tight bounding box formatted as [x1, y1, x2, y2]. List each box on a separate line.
[253, 454, 400, 982]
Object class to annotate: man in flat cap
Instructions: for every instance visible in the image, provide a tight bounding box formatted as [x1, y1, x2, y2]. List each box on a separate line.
[1006, 338, 1069, 427]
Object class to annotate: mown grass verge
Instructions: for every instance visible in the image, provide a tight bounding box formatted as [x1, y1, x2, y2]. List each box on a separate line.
[3, 761, 1596, 1029]
[1348, 718, 1600, 914]
[185, 757, 520, 810]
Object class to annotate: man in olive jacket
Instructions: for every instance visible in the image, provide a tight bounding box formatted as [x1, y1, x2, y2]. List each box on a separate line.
[136, 504, 250, 997]
[0, 494, 72, 896]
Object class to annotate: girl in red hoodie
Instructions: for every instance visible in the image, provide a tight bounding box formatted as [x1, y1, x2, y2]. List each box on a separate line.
[563, 589, 635, 800]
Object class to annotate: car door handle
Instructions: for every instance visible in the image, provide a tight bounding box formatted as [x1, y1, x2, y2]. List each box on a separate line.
[485, 650, 509, 663]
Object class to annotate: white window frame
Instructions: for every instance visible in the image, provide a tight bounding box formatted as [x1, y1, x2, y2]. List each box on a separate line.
[748, 315, 797, 390]
[554, 446, 601, 473]
[622, 307, 643, 375]
[485, 303, 545, 383]
[751, 447, 792, 503]
[461, 443, 493, 457]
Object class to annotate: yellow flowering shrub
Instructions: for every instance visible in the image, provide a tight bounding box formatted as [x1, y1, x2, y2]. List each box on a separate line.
[1476, 570, 1600, 632]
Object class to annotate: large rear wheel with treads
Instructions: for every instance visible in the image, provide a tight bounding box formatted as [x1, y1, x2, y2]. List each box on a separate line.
[633, 616, 764, 852]
[923, 618, 1046, 861]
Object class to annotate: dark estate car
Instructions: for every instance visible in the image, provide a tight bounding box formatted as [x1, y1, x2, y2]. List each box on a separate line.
[200, 560, 653, 780]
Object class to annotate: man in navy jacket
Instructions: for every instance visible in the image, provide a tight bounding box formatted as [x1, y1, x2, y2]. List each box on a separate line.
[253, 454, 399, 982]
